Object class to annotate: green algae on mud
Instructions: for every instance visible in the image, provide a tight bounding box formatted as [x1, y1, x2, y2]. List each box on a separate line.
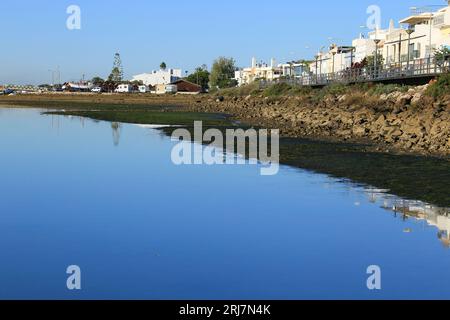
[43, 109, 233, 127]
[43, 106, 450, 208]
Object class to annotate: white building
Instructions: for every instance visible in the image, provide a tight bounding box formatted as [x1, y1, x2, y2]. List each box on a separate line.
[310, 44, 355, 75]
[235, 57, 308, 85]
[399, 2, 450, 61]
[132, 68, 182, 86]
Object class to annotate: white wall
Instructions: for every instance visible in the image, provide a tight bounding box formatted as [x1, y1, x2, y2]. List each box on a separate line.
[132, 69, 182, 86]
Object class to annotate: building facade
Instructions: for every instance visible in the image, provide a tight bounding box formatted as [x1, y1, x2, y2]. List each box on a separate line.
[399, 3, 450, 61]
[235, 58, 308, 85]
[132, 68, 182, 86]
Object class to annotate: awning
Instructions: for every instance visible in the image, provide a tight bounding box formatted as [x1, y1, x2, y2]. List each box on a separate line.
[400, 14, 433, 25]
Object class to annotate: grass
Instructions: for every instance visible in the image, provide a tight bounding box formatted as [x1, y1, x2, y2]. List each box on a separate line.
[426, 73, 450, 99]
[219, 82, 261, 97]
[368, 83, 411, 96]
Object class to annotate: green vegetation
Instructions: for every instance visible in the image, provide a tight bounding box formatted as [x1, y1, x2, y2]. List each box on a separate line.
[209, 57, 237, 89]
[219, 82, 261, 97]
[108, 53, 124, 82]
[91, 77, 105, 86]
[434, 47, 450, 67]
[160, 62, 167, 70]
[367, 83, 410, 96]
[279, 138, 450, 208]
[44, 110, 230, 127]
[426, 73, 450, 99]
[186, 66, 210, 90]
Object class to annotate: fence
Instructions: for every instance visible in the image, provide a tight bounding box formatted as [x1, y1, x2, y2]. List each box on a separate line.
[260, 57, 450, 88]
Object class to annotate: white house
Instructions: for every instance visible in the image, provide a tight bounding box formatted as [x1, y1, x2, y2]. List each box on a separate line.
[132, 68, 182, 86]
[310, 44, 355, 75]
[234, 58, 282, 86]
[234, 57, 308, 85]
[399, 2, 450, 60]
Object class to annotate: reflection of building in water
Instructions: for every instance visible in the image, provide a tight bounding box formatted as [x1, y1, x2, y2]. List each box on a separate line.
[364, 188, 450, 247]
[111, 122, 121, 146]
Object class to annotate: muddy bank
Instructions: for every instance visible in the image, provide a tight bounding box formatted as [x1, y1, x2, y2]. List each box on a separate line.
[1, 85, 449, 157]
[183, 85, 450, 157]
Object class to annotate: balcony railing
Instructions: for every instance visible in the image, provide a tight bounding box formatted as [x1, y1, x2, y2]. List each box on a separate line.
[259, 57, 449, 88]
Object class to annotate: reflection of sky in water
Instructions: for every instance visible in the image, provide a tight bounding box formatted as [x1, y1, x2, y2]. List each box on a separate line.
[0, 107, 449, 300]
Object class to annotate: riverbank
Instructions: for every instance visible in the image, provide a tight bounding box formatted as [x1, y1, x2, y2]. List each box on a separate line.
[1, 82, 449, 157]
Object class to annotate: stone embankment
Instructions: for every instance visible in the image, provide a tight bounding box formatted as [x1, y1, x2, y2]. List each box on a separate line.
[185, 85, 450, 157]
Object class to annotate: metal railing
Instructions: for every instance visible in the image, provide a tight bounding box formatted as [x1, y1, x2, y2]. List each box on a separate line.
[260, 57, 450, 88]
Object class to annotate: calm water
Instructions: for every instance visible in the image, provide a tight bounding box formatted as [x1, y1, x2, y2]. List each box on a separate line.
[0, 107, 449, 300]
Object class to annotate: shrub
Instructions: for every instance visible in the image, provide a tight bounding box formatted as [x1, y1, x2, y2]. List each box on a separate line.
[368, 84, 410, 96]
[323, 83, 348, 96]
[263, 83, 293, 97]
[220, 82, 261, 97]
[426, 74, 450, 99]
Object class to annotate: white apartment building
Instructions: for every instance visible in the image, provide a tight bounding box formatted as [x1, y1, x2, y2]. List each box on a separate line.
[310, 44, 355, 75]
[374, 2, 450, 66]
[235, 58, 308, 85]
[235, 58, 283, 86]
[398, 2, 450, 61]
[132, 68, 182, 87]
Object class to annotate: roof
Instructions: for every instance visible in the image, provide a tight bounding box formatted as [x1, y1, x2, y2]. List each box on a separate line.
[171, 79, 201, 88]
[400, 13, 433, 25]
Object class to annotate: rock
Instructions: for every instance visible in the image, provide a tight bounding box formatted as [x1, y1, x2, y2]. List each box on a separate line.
[216, 96, 224, 102]
[411, 92, 423, 105]
[353, 127, 368, 136]
[396, 93, 412, 106]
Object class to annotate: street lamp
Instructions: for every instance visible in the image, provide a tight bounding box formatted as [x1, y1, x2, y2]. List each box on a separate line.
[374, 39, 381, 78]
[406, 27, 415, 71]
[314, 55, 319, 84]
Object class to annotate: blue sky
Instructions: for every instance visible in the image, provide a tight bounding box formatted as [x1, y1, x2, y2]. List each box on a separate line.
[0, 0, 438, 84]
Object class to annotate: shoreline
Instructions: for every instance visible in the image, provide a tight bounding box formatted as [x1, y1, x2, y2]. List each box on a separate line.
[1, 88, 449, 159]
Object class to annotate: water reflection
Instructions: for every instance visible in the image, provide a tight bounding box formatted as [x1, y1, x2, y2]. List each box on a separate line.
[363, 187, 450, 247]
[40, 111, 450, 246]
[111, 122, 121, 146]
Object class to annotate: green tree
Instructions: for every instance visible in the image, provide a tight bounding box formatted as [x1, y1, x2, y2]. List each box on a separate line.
[160, 62, 167, 70]
[209, 57, 237, 89]
[364, 54, 384, 71]
[186, 66, 210, 90]
[434, 47, 450, 67]
[91, 76, 105, 86]
[108, 53, 124, 82]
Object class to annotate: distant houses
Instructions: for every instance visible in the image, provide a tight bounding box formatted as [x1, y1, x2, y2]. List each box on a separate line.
[234, 58, 308, 86]
[132, 68, 182, 86]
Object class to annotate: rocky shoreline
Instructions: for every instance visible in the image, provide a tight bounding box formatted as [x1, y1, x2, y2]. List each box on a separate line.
[183, 85, 450, 157]
[1, 85, 449, 157]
